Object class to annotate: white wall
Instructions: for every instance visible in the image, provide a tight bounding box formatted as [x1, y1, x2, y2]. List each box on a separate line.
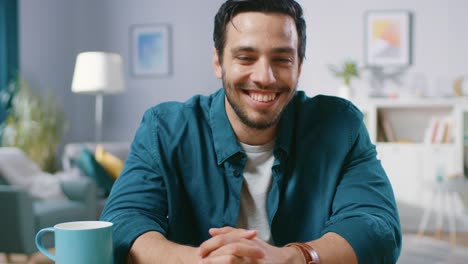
[299, 0, 468, 99]
[19, 0, 468, 143]
[19, 0, 78, 145]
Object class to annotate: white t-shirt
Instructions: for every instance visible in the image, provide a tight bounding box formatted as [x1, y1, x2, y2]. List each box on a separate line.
[236, 140, 275, 244]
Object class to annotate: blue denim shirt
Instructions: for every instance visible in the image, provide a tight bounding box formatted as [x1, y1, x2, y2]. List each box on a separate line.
[101, 89, 401, 264]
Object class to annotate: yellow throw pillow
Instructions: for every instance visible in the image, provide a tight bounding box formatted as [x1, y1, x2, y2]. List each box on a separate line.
[95, 145, 124, 180]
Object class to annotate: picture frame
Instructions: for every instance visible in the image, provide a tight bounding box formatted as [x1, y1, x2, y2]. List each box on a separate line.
[365, 10, 412, 67]
[130, 24, 171, 77]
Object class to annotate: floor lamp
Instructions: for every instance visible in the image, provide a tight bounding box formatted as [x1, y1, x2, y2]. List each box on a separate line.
[71, 52, 126, 141]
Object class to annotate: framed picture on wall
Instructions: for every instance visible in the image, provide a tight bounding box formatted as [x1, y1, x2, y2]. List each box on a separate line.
[130, 24, 171, 77]
[365, 10, 412, 67]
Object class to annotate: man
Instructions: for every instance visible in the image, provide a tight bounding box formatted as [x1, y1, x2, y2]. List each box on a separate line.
[101, 0, 402, 263]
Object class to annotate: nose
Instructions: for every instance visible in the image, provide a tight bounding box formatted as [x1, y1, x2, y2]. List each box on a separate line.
[250, 59, 276, 88]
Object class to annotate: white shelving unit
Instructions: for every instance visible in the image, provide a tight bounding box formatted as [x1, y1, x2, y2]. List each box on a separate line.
[355, 98, 468, 207]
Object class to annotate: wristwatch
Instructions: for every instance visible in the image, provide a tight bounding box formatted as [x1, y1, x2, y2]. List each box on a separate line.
[285, 242, 320, 264]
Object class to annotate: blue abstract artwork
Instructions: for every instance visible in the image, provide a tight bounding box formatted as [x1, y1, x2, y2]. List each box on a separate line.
[131, 24, 170, 76]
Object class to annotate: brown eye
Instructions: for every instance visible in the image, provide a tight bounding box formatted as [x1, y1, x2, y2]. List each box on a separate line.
[276, 57, 291, 62]
[273, 57, 293, 66]
[238, 56, 254, 61]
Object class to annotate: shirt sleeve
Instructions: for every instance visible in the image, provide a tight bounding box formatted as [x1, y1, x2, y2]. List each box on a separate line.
[100, 109, 169, 264]
[322, 121, 402, 264]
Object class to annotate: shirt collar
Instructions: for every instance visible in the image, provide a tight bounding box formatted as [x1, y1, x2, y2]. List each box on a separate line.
[210, 89, 243, 165]
[209, 88, 296, 164]
[275, 92, 295, 157]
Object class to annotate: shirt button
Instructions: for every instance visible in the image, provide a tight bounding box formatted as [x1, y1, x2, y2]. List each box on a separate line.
[233, 170, 240, 177]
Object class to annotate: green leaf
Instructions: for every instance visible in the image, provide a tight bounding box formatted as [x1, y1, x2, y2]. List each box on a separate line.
[328, 59, 360, 86]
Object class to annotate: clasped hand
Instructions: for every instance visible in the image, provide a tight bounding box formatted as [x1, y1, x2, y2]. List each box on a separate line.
[197, 227, 299, 264]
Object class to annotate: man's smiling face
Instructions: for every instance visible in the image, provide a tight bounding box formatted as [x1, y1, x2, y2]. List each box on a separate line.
[214, 12, 302, 130]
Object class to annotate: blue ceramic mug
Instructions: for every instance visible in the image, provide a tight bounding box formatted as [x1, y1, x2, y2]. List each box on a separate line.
[35, 221, 113, 264]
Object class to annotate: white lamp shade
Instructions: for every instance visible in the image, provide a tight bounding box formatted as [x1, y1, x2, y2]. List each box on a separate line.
[71, 52, 125, 94]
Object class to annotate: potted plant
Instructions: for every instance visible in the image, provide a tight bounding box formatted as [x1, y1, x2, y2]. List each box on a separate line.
[329, 60, 360, 99]
[1, 78, 67, 172]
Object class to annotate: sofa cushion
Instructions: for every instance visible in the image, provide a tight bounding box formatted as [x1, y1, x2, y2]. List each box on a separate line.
[28, 172, 68, 200]
[62, 142, 130, 171]
[76, 147, 114, 196]
[95, 144, 124, 180]
[0, 147, 67, 200]
[0, 148, 42, 187]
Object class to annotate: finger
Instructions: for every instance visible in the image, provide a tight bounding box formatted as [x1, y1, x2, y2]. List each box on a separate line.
[209, 226, 237, 236]
[199, 254, 244, 264]
[198, 230, 258, 257]
[209, 227, 257, 239]
[207, 241, 265, 259]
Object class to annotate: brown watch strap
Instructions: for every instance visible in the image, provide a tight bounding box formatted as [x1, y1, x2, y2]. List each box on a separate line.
[285, 242, 321, 264]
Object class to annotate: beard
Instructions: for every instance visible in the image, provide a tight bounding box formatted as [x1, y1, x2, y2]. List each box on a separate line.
[222, 71, 294, 130]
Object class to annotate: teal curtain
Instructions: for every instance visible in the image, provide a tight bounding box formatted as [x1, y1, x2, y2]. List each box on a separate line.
[0, 0, 19, 125]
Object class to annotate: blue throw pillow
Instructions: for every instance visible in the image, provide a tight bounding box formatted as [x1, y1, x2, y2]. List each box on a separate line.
[77, 147, 114, 196]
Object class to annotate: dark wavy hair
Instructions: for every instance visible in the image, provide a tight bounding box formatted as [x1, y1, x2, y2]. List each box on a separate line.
[213, 0, 306, 64]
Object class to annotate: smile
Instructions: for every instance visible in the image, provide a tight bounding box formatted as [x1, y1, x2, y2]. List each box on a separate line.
[247, 92, 277, 103]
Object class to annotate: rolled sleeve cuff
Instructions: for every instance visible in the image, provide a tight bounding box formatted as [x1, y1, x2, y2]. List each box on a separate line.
[104, 213, 167, 264]
[322, 216, 400, 264]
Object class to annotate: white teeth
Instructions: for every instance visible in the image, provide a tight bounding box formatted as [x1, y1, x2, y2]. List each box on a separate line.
[249, 92, 276, 102]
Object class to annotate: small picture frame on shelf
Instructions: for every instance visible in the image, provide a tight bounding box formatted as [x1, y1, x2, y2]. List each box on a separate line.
[130, 24, 171, 77]
[364, 10, 412, 67]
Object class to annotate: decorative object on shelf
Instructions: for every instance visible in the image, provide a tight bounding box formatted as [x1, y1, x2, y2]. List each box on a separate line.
[1, 78, 67, 173]
[453, 76, 468, 97]
[365, 10, 412, 67]
[408, 73, 428, 98]
[367, 66, 406, 98]
[130, 24, 171, 77]
[71, 52, 126, 142]
[329, 60, 360, 99]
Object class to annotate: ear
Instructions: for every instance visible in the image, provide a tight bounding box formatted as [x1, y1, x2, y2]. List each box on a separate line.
[213, 48, 222, 79]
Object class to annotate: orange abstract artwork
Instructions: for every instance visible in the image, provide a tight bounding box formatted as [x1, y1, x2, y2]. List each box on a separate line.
[373, 20, 401, 47]
[366, 11, 411, 66]
[371, 19, 402, 58]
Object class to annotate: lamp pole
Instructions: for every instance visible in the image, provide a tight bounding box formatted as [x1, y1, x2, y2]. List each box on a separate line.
[95, 94, 103, 142]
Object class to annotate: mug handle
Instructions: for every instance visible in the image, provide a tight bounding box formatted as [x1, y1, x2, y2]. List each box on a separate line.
[35, 227, 56, 261]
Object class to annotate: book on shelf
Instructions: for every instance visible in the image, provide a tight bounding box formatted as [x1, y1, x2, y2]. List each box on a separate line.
[377, 111, 396, 142]
[441, 118, 453, 143]
[424, 116, 454, 144]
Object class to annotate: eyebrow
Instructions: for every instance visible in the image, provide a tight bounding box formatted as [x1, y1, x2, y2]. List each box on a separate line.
[271, 47, 296, 54]
[231, 46, 296, 55]
[231, 46, 257, 54]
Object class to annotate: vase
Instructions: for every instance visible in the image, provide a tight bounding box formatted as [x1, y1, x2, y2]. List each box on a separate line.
[337, 85, 351, 100]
